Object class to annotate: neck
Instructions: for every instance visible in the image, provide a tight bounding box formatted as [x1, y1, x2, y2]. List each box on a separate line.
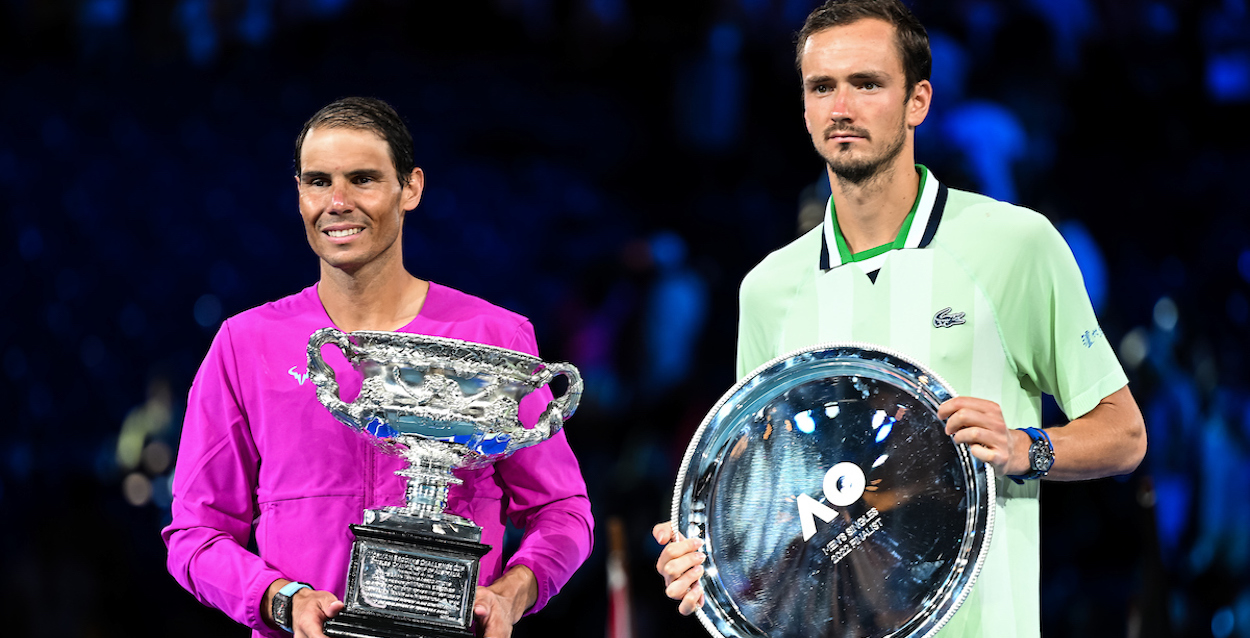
[317, 257, 429, 333]
[827, 157, 920, 254]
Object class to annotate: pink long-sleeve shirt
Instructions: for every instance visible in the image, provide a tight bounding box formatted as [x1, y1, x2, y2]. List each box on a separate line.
[162, 283, 594, 637]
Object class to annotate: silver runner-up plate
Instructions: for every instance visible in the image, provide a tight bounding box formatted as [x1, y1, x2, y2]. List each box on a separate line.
[673, 343, 995, 638]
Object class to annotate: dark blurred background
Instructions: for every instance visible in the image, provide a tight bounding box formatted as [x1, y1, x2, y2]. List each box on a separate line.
[3, 0, 1249, 636]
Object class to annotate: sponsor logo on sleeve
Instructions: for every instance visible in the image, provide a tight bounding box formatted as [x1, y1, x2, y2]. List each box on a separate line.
[1080, 328, 1104, 349]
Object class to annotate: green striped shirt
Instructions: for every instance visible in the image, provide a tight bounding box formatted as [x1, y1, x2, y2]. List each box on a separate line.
[736, 167, 1127, 638]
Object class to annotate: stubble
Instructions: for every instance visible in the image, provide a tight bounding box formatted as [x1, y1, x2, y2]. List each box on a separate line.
[818, 117, 907, 188]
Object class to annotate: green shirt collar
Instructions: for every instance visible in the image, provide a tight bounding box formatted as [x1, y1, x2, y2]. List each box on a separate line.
[820, 165, 944, 271]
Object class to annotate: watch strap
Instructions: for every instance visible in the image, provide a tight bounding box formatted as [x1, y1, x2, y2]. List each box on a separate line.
[273, 581, 312, 633]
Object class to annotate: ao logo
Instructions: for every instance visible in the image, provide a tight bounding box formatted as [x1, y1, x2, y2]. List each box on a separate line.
[796, 462, 866, 541]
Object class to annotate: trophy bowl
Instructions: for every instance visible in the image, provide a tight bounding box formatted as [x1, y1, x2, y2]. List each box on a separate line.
[307, 327, 583, 638]
[673, 342, 994, 638]
[309, 328, 582, 462]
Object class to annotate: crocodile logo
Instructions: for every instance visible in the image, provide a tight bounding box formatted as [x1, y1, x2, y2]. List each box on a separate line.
[933, 307, 966, 328]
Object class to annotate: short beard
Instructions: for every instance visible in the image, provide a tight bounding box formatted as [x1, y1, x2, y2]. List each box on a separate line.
[819, 121, 907, 187]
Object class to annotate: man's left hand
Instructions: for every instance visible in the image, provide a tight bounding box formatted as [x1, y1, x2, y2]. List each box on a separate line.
[473, 565, 538, 638]
[939, 396, 1025, 477]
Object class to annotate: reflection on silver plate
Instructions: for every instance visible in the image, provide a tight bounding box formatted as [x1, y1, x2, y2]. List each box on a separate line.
[673, 343, 994, 638]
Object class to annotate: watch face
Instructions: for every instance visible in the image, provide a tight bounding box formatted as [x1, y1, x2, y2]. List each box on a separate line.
[274, 594, 292, 630]
[1030, 439, 1054, 473]
[673, 343, 996, 638]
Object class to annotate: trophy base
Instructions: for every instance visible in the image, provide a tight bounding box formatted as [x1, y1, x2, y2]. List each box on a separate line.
[326, 523, 490, 638]
[324, 612, 475, 638]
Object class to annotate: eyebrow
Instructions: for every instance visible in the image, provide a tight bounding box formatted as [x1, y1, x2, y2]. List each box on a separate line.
[299, 168, 387, 182]
[804, 70, 892, 87]
[346, 169, 386, 180]
[848, 71, 890, 82]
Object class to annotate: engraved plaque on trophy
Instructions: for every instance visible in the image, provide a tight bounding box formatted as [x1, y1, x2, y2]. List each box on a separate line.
[307, 328, 582, 638]
[673, 343, 995, 638]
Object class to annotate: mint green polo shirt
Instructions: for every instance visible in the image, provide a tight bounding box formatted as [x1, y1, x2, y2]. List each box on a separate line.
[736, 167, 1127, 637]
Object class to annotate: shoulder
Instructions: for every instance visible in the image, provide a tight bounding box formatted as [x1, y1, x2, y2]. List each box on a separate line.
[940, 188, 1063, 242]
[936, 188, 1069, 261]
[741, 225, 822, 302]
[934, 189, 1091, 320]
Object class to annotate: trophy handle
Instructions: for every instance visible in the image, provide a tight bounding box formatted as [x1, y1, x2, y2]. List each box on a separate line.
[535, 362, 583, 434]
[307, 327, 359, 425]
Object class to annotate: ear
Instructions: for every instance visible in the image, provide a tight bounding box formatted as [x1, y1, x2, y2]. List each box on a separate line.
[400, 167, 424, 213]
[906, 80, 932, 129]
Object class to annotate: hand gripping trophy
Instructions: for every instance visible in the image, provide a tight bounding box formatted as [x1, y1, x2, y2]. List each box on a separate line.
[306, 327, 583, 638]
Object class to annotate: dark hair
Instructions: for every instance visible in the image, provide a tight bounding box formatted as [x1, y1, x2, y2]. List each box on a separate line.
[294, 97, 416, 185]
[795, 0, 931, 95]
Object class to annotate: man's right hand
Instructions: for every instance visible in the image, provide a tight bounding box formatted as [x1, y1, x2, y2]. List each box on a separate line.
[263, 579, 345, 637]
[652, 521, 706, 616]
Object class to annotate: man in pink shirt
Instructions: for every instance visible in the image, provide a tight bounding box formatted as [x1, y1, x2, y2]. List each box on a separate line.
[162, 97, 593, 638]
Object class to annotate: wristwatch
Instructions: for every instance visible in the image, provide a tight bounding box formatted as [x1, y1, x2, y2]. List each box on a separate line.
[272, 581, 312, 633]
[1007, 427, 1054, 484]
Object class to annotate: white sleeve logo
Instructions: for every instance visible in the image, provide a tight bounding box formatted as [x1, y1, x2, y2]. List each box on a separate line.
[288, 365, 309, 386]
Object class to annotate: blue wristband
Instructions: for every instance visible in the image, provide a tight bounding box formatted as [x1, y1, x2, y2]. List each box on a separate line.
[279, 581, 312, 597]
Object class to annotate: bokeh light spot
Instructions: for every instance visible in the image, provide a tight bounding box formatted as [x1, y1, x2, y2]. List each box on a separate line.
[1212, 606, 1234, 638]
[1153, 297, 1179, 332]
[1120, 327, 1150, 370]
[1239, 249, 1250, 282]
[1207, 51, 1250, 103]
[123, 472, 153, 507]
[194, 294, 223, 328]
[80, 0, 126, 27]
[142, 441, 173, 475]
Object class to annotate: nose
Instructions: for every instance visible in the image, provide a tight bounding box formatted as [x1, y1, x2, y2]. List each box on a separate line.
[829, 89, 853, 123]
[329, 181, 351, 212]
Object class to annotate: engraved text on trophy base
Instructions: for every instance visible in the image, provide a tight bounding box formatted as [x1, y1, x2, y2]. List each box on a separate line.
[356, 542, 474, 627]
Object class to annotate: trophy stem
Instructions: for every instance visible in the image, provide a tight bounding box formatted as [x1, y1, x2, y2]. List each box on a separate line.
[392, 436, 474, 525]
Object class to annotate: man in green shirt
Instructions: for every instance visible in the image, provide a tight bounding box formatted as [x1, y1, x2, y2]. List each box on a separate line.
[653, 1, 1147, 636]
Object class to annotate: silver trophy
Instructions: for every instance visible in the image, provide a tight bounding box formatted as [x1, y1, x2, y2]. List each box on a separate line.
[673, 342, 994, 638]
[307, 327, 583, 638]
